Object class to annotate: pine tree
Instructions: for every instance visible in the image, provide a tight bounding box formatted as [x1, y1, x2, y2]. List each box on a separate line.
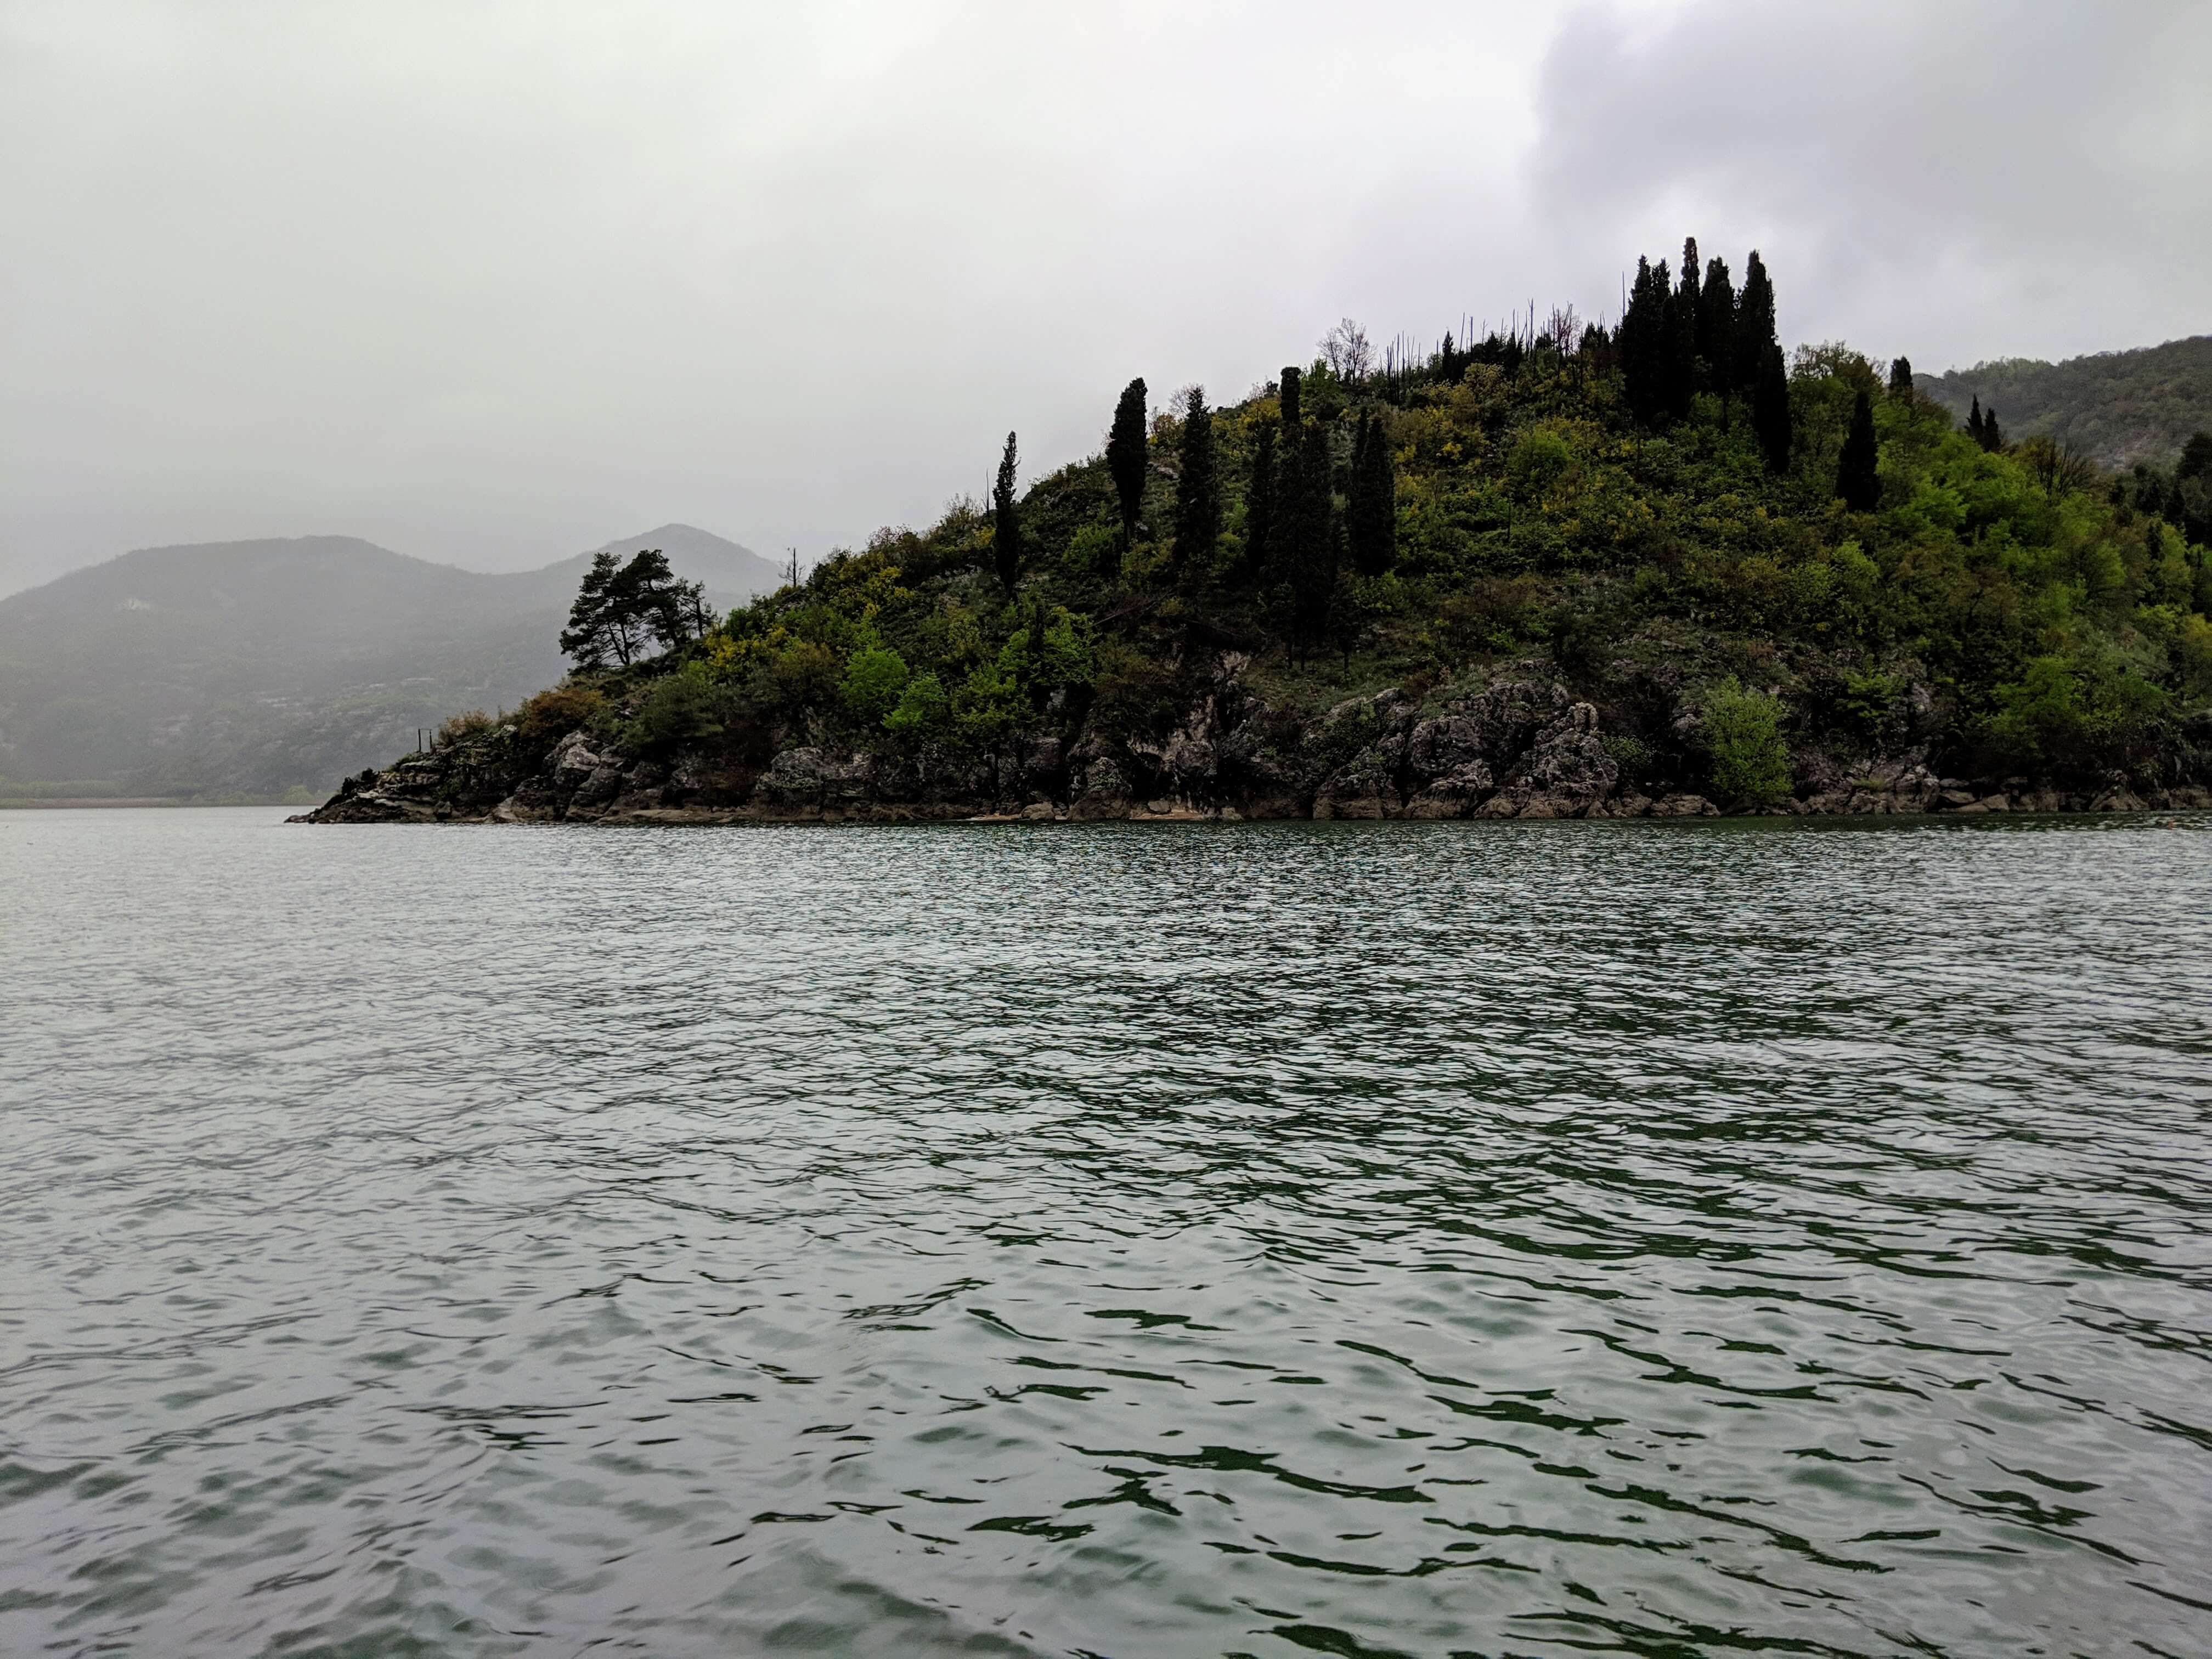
[1279, 365, 1302, 430]
[1697, 256, 1736, 408]
[1172, 386, 1220, 582]
[1888, 356, 1914, 397]
[1836, 391, 1879, 510]
[1752, 343, 1792, 475]
[992, 431, 1023, 596]
[560, 550, 622, 668]
[1734, 251, 1778, 400]
[1106, 379, 1148, 545]
[1244, 418, 1277, 583]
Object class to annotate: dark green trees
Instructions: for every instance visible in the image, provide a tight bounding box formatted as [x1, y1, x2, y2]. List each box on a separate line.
[1889, 356, 1914, 397]
[1669, 239, 1700, 416]
[1347, 410, 1395, 576]
[1752, 345, 1793, 474]
[1107, 378, 1148, 544]
[1966, 397, 2005, 451]
[1698, 256, 1736, 407]
[1279, 365, 1302, 430]
[1286, 417, 1338, 655]
[1172, 386, 1220, 580]
[1734, 251, 1778, 400]
[1621, 256, 1671, 426]
[1244, 419, 1278, 582]
[559, 548, 703, 668]
[993, 431, 1023, 596]
[1836, 391, 1879, 509]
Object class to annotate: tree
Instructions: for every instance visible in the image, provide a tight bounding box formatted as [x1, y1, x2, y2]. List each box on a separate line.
[1733, 250, 1778, 400]
[1286, 419, 1338, 658]
[1620, 255, 1671, 426]
[1106, 379, 1148, 545]
[1704, 679, 1791, 805]
[992, 430, 1022, 596]
[1670, 238, 1701, 411]
[1172, 386, 1220, 582]
[1752, 343, 1792, 475]
[1346, 410, 1395, 577]
[560, 549, 624, 668]
[1967, 395, 1986, 446]
[1697, 256, 1736, 408]
[1279, 365, 1302, 430]
[1244, 418, 1278, 583]
[1836, 390, 1880, 510]
[603, 548, 690, 658]
[1321, 318, 1374, 384]
[1980, 404, 2004, 451]
[1888, 356, 1914, 397]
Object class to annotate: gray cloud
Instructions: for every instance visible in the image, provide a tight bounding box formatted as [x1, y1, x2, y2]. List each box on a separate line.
[2, 1, 2203, 597]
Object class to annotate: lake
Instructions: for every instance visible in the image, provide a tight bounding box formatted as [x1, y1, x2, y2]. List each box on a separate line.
[2, 807, 2208, 1657]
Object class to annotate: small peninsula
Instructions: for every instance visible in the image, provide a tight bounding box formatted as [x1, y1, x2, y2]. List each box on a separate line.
[298, 243, 2212, 826]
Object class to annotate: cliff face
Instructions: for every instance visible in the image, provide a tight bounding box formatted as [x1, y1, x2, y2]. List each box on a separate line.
[294, 657, 2210, 826]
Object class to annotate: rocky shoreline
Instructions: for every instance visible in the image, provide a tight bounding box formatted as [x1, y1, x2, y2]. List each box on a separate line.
[293, 662, 2208, 827]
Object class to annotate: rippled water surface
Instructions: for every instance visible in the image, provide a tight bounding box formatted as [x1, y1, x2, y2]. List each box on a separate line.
[3, 808, 2210, 1658]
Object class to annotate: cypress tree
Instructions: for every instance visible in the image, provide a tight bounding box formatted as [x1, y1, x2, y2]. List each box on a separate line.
[1697, 256, 1735, 407]
[1287, 419, 1337, 658]
[1245, 419, 1277, 583]
[1734, 251, 1778, 399]
[1279, 365, 1302, 431]
[1752, 343, 1792, 475]
[1672, 238, 1701, 409]
[1981, 405, 2004, 451]
[1172, 385, 1220, 582]
[1888, 356, 1914, 397]
[1836, 391, 1878, 510]
[1106, 378, 1148, 544]
[992, 430, 1023, 596]
[1967, 395, 1985, 445]
[1347, 410, 1396, 576]
[1621, 256, 1670, 427]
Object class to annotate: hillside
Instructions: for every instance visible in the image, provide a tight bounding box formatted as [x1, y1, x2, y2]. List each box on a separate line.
[0, 526, 775, 799]
[301, 242, 2212, 828]
[1917, 336, 2212, 470]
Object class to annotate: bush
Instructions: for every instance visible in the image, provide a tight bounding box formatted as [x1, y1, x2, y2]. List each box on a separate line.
[628, 672, 723, 755]
[437, 709, 494, 746]
[1702, 679, 1792, 805]
[514, 684, 608, 762]
[883, 671, 950, 742]
[841, 646, 910, 726]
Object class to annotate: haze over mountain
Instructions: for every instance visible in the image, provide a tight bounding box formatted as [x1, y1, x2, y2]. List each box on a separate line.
[0, 527, 775, 800]
[1916, 336, 2212, 472]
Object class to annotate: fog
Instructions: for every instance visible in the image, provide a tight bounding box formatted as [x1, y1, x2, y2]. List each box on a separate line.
[3, 0, 2204, 596]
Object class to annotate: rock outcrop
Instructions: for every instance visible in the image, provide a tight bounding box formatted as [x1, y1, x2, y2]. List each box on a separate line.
[293, 657, 2206, 827]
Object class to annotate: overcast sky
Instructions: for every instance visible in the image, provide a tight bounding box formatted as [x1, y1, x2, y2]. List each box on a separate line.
[2, 0, 2206, 596]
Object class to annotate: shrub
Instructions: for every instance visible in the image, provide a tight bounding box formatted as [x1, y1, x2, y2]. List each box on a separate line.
[1702, 679, 1792, 805]
[437, 709, 494, 746]
[883, 671, 950, 742]
[628, 672, 723, 755]
[514, 684, 608, 762]
[840, 646, 910, 726]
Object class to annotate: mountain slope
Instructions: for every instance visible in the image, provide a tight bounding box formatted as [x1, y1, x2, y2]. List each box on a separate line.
[1916, 336, 2212, 470]
[0, 526, 773, 798]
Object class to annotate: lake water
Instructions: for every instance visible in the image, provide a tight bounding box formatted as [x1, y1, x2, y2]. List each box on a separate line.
[3, 807, 2209, 1658]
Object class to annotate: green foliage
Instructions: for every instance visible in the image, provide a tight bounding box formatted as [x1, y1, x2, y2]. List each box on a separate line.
[1836, 391, 1880, 510]
[992, 431, 1023, 596]
[883, 671, 949, 742]
[840, 646, 910, 726]
[1918, 336, 2212, 470]
[1107, 378, 1148, 543]
[1172, 387, 1221, 580]
[628, 671, 724, 755]
[1702, 679, 1791, 805]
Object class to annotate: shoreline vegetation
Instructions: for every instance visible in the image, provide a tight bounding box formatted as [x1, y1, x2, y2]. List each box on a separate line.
[299, 241, 2212, 828]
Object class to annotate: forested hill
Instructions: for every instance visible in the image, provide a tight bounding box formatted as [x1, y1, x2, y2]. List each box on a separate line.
[304, 237, 2212, 828]
[1917, 336, 2212, 471]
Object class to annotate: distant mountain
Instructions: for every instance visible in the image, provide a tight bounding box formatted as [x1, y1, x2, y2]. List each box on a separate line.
[0, 525, 777, 799]
[1916, 336, 2212, 471]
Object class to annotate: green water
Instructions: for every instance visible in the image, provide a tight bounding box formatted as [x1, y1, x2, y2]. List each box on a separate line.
[2, 808, 2208, 1657]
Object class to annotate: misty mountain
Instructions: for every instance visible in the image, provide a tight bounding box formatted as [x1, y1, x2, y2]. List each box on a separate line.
[0, 526, 777, 799]
[1916, 336, 2212, 471]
